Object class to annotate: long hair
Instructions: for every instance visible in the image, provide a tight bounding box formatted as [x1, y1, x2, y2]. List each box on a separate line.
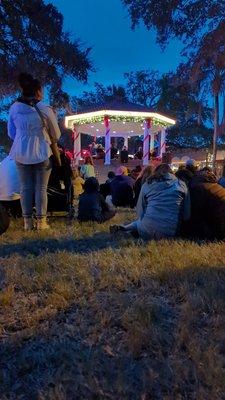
[137, 165, 153, 184]
[18, 72, 41, 97]
[84, 155, 94, 165]
[148, 163, 173, 183]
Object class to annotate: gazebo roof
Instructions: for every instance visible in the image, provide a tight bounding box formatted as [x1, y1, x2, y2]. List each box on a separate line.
[65, 103, 176, 137]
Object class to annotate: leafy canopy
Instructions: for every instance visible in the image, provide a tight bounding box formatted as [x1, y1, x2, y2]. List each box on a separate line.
[0, 0, 92, 98]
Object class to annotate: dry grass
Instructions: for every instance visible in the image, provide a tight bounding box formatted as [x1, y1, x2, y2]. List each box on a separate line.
[1, 210, 225, 399]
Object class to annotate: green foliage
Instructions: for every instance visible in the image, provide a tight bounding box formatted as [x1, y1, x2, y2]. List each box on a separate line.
[124, 70, 161, 107]
[0, 0, 92, 98]
[122, 0, 224, 49]
[71, 83, 128, 111]
[0, 120, 11, 153]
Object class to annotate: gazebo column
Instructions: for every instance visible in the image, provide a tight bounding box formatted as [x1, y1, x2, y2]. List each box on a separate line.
[124, 136, 128, 149]
[160, 127, 167, 158]
[150, 131, 155, 155]
[143, 118, 151, 166]
[73, 124, 81, 166]
[104, 115, 111, 165]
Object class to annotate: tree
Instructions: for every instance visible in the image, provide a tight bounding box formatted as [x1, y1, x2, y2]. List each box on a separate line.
[122, 0, 225, 161]
[121, 0, 224, 50]
[124, 70, 161, 107]
[71, 83, 128, 111]
[189, 19, 225, 167]
[0, 0, 92, 99]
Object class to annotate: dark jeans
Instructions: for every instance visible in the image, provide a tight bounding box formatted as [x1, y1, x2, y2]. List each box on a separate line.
[16, 159, 52, 218]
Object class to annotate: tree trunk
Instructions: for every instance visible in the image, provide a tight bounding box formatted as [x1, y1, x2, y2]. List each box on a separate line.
[212, 93, 219, 172]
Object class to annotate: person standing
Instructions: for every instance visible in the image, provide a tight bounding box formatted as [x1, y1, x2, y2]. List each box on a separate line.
[8, 73, 61, 230]
[120, 146, 129, 164]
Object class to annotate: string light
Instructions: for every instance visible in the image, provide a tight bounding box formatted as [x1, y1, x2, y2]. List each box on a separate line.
[68, 115, 170, 128]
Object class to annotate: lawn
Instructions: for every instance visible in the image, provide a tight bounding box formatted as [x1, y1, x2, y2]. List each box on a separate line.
[1, 210, 225, 399]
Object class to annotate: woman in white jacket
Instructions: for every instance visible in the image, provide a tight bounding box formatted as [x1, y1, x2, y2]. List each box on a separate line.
[8, 73, 61, 230]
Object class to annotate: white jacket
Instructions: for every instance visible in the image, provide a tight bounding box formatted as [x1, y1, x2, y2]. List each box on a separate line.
[8, 101, 61, 164]
[0, 156, 20, 201]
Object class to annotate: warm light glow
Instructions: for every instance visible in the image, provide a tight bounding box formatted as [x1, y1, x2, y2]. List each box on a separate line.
[65, 109, 176, 128]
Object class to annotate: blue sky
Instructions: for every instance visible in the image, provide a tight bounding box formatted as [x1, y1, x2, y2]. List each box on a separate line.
[50, 0, 183, 96]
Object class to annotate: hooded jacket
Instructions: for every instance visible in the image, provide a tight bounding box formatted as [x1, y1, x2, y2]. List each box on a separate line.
[189, 171, 225, 239]
[136, 173, 190, 239]
[8, 101, 61, 164]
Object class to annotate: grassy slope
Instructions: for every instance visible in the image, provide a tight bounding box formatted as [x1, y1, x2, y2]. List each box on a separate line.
[1, 210, 225, 399]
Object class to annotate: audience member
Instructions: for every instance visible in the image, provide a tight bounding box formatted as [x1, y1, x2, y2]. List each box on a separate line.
[72, 168, 84, 198]
[130, 165, 142, 181]
[185, 159, 198, 176]
[186, 170, 225, 240]
[78, 177, 116, 223]
[100, 171, 115, 198]
[110, 164, 190, 240]
[218, 165, 225, 188]
[108, 166, 135, 208]
[80, 155, 95, 179]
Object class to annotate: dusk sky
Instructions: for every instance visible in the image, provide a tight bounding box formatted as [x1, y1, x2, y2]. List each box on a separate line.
[50, 0, 183, 96]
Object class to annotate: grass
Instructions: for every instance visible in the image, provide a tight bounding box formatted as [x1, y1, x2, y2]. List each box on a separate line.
[1, 210, 225, 399]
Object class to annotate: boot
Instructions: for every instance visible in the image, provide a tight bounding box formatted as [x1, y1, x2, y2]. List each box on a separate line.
[24, 217, 33, 231]
[37, 217, 50, 230]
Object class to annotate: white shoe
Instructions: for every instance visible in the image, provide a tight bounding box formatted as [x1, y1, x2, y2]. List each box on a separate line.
[37, 218, 50, 230]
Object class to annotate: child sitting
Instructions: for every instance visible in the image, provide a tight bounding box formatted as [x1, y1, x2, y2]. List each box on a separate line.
[78, 177, 116, 223]
[72, 168, 85, 200]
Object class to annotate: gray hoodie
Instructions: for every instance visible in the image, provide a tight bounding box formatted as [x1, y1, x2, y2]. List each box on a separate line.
[136, 173, 190, 239]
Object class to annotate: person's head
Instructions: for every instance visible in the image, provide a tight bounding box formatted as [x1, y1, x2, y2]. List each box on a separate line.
[83, 177, 99, 193]
[107, 171, 115, 180]
[153, 163, 173, 179]
[18, 72, 42, 100]
[84, 155, 93, 165]
[139, 165, 153, 183]
[116, 166, 128, 176]
[186, 159, 198, 174]
[175, 168, 193, 186]
[134, 165, 142, 173]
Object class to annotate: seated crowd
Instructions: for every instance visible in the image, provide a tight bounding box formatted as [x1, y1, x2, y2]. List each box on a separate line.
[1, 151, 225, 241]
[4, 72, 225, 240]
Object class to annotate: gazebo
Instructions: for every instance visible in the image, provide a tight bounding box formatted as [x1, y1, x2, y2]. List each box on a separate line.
[64, 104, 176, 166]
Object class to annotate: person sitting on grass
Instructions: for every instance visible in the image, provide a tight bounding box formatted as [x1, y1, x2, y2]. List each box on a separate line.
[185, 169, 225, 240]
[100, 171, 115, 198]
[110, 163, 190, 240]
[78, 177, 116, 223]
[80, 155, 95, 180]
[107, 166, 135, 208]
[218, 165, 225, 188]
[72, 168, 85, 199]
